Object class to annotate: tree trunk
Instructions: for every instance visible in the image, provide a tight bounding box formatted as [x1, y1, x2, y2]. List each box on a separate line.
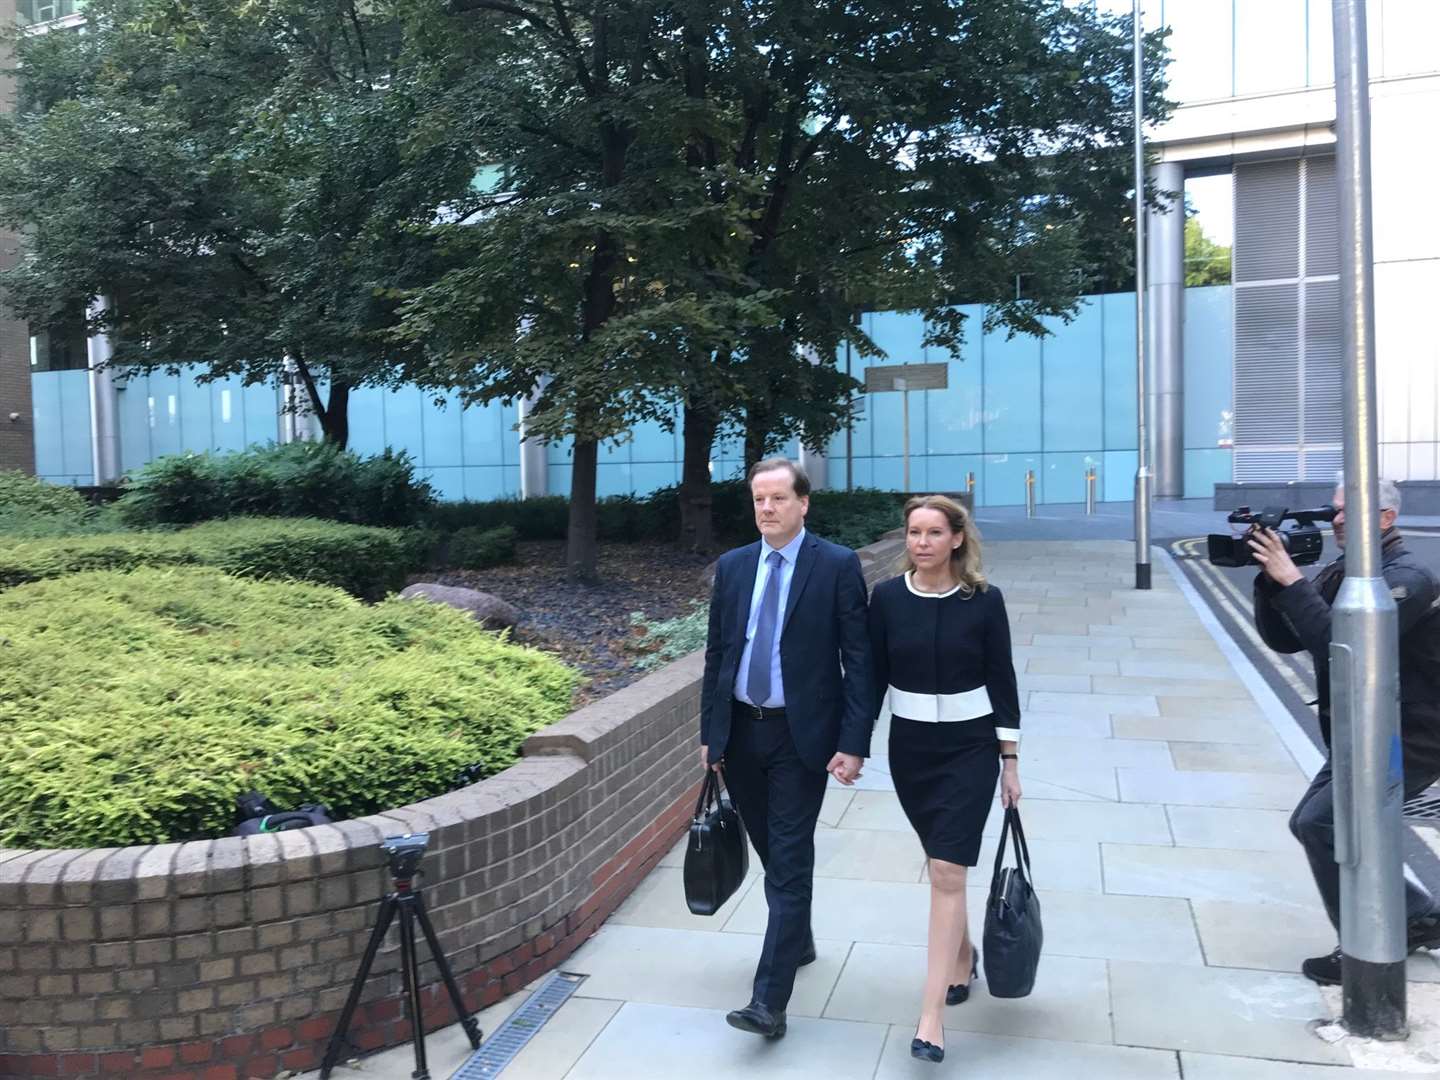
[679, 402, 718, 554]
[567, 436, 600, 583]
[744, 408, 771, 473]
[321, 382, 350, 448]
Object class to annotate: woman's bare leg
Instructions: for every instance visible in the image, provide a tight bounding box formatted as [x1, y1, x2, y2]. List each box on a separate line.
[917, 858, 968, 1046]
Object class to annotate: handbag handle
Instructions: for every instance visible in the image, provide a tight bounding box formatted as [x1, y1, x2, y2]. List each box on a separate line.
[692, 768, 719, 820]
[693, 765, 736, 820]
[991, 806, 1033, 886]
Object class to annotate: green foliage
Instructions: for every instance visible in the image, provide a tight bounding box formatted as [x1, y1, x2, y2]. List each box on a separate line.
[447, 525, 518, 570]
[0, 0, 478, 444]
[0, 470, 89, 517]
[427, 483, 900, 549]
[807, 490, 907, 550]
[0, 518, 420, 599]
[1185, 217, 1232, 287]
[630, 601, 709, 670]
[114, 443, 436, 529]
[0, 567, 578, 848]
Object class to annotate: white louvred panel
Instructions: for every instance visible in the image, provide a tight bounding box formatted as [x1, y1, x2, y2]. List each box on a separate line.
[1234, 283, 1300, 446]
[1234, 160, 1299, 284]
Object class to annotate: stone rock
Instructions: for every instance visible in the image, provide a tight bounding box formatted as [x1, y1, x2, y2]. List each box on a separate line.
[399, 583, 519, 631]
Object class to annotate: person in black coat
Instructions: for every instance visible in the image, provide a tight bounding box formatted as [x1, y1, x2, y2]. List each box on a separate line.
[868, 494, 1022, 1064]
[699, 457, 875, 1040]
[1251, 478, 1440, 986]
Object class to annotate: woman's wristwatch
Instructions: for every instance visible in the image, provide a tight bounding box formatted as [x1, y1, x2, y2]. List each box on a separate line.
[1000, 753, 1018, 761]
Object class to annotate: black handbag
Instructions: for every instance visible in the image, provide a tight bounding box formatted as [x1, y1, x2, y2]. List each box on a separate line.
[983, 806, 1042, 998]
[683, 767, 750, 916]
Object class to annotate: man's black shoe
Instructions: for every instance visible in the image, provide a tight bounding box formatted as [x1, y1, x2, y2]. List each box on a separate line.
[1408, 916, 1440, 953]
[1302, 947, 1342, 986]
[726, 1001, 787, 1038]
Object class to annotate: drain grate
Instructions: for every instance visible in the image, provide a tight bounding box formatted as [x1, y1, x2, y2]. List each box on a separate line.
[1405, 791, 1440, 823]
[451, 970, 588, 1079]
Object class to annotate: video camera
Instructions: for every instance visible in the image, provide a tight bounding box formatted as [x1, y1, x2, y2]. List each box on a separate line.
[1207, 504, 1337, 568]
[380, 832, 430, 882]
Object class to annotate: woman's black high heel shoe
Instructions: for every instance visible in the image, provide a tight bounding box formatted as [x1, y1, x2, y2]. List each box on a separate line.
[945, 946, 979, 1006]
[910, 1032, 945, 1063]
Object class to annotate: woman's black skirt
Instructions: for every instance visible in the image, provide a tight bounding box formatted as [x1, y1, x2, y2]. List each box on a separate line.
[889, 716, 1000, 867]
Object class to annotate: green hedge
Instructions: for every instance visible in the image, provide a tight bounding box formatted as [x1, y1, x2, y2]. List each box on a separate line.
[0, 567, 577, 848]
[429, 482, 905, 549]
[0, 470, 90, 517]
[115, 442, 436, 529]
[448, 525, 518, 569]
[0, 518, 423, 599]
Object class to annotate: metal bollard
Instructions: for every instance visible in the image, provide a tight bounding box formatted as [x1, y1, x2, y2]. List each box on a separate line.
[1024, 470, 1036, 518]
[1085, 467, 1097, 515]
[965, 471, 976, 496]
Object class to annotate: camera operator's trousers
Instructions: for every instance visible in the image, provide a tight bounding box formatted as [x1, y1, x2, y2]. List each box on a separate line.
[1291, 754, 1440, 931]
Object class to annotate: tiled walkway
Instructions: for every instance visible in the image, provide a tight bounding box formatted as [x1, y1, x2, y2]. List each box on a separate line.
[320, 541, 1440, 1079]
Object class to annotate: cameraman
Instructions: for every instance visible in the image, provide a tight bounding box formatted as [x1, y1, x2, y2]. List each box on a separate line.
[1251, 477, 1440, 986]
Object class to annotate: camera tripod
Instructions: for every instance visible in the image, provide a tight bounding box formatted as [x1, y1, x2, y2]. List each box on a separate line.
[319, 835, 482, 1080]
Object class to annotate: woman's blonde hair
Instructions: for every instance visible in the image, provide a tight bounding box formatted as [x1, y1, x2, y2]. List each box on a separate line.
[897, 494, 987, 592]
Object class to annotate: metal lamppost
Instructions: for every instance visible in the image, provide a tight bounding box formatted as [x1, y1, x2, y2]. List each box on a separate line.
[1330, 0, 1407, 1039]
[1132, 0, 1152, 590]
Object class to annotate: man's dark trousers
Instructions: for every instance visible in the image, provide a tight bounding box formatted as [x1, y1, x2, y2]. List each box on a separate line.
[723, 702, 827, 1012]
[1291, 746, 1440, 930]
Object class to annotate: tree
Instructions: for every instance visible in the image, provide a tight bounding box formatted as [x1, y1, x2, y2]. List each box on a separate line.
[1185, 215, 1232, 287]
[0, 0, 478, 445]
[663, 0, 1172, 538]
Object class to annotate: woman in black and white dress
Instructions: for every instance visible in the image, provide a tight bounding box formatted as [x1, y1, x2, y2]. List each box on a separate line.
[868, 494, 1022, 1064]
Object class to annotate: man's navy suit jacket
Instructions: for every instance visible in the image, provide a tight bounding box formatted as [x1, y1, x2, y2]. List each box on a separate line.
[700, 531, 876, 772]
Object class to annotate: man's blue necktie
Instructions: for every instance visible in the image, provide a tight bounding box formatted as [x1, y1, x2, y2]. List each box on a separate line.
[747, 551, 784, 706]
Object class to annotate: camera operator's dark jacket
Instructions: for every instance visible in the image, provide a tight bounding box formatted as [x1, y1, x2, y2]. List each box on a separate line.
[1254, 530, 1440, 761]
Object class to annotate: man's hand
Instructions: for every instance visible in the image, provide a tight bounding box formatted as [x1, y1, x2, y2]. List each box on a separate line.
[1248, 527, 1305, 587]
[700, 745, 723, 772]
[827, 752, 863, 785]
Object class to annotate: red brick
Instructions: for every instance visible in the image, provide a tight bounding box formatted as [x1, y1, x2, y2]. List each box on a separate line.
[479, 981, 504, 1008]
[533, 931, 557, 955]
[201, 1065, 238, 1080]
[179, 1041, 213, 1065]
[141, 1046, 177, 1070]
[280, 1046, 319, 1072]
[368, 998, 400, 1023]
[27, 1056, 61, 1076]
[258, 1027, 292, 1052]
[296, 1016, 333, 1042]
[354, 1027, 387, 1051]
[218, 1035, 256, 1060]
[58, 1054, 97, 1076]
[101, 1052, 139, 1073]
[239, 1055, 278, 1079]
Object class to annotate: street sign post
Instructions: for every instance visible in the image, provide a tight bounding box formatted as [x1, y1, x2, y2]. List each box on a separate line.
[864, 363, 948, 493]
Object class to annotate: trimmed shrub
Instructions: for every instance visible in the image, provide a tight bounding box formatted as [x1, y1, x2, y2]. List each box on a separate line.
[0, 470, 90, 518]
[630, 601, 708, 670]
[0, 518, 421, 599]
[0, 567, 578, 848]
[424, 482, 900, 550]
[448, 525, 518, 569]
[115, 442, 436, 528]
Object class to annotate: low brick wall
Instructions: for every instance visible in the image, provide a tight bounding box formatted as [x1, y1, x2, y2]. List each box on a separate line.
[0, 533, 903, 1080]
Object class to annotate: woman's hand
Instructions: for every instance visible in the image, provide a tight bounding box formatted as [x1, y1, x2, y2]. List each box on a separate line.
[1000, 760, 1022, 808]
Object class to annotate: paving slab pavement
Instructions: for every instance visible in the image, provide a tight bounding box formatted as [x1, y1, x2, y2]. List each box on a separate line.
[306, 540, 1440, 1079]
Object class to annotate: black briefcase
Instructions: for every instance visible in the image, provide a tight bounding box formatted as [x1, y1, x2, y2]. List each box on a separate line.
[983, 806, 1043, 998]
[683, 767, 749, 915]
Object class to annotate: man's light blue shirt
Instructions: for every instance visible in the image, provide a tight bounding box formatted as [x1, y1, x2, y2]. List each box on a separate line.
[733, 527, 806, 708]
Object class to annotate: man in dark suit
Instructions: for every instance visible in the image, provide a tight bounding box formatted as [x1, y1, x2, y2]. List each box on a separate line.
[700, 457, 876, 1039]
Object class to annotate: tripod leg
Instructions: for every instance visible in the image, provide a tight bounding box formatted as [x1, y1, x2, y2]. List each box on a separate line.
[398, 898, 431, 1080]
[412, 891, 482, 1049]
[320, 896, 398, 1080]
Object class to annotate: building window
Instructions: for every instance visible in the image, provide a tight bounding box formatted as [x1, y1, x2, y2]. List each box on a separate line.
[16, 0, 83, 25]
[29, 316, 89, 372]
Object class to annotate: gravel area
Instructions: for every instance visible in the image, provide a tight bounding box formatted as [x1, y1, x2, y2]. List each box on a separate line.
[410, 541, 715, 705]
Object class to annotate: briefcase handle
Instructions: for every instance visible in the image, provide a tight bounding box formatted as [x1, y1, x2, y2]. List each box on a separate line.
[991, 806, 1033, 886]
[692, 766, 732, 821]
